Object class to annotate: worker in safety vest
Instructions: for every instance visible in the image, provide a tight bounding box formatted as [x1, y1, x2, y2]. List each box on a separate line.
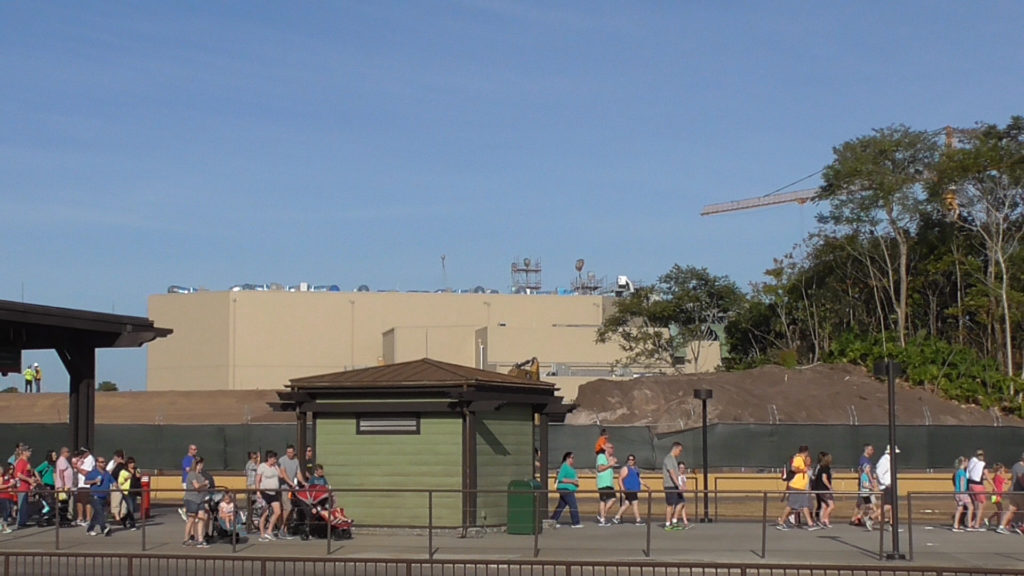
[33, 363, 41, 393]
[23, 366, 35, 393]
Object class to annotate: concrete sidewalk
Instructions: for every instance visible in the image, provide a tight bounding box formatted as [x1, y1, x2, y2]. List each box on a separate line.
[2, 507, 1022, 570]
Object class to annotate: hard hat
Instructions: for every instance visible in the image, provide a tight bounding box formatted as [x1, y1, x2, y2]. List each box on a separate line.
[33, 363, 38, 367]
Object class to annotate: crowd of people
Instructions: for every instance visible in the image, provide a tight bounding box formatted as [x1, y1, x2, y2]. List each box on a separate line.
[548, 430, 1024, 536]
[0, 443, 142, 536]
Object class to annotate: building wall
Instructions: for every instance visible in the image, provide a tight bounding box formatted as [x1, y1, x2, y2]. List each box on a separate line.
[146, 291, 720, 392]
[474, 405, 534, 525]
[316, 413, 463, 527]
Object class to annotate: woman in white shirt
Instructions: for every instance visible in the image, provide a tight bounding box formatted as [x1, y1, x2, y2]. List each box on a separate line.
[256, 450, 281, 542]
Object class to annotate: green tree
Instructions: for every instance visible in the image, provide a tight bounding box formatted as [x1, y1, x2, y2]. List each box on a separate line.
[1, 386, 18, 394]
[96, 380, 118, 392]
[818, 125, 941, 348]
[597, 265, 746, 373]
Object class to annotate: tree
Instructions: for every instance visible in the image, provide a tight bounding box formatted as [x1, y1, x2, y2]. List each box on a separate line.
[818, 125, 941, 348]
[96, 380, 118, 392]
[936, 117, 1024, 380]
[597, 265, 746, 373]
[1, 386, 18, 394]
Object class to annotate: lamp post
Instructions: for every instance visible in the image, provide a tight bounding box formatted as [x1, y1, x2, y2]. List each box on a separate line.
[873, 359, 905, 560]
[693, 388, 713, 523]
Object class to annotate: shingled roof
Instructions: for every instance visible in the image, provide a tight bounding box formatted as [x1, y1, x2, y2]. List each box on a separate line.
[288, 357, 555, 390]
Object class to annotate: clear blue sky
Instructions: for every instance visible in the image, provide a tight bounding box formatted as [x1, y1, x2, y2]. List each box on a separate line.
[3, 2, 1022, 390]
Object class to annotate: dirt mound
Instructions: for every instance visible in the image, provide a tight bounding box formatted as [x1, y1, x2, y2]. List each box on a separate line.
[0, 390, 292, 424]
[567, 363, 1020, 432]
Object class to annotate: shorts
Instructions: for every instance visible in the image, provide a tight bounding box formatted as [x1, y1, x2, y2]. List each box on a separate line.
[261, 491, 279, 506]
[815, 492, 834, 506]
[598, 487, 616, 503]
[859, 495, 875, 507]
[622, 491, 638, 503]
[881, 486, 894, 507]
[664, 490, 684, 507]
[1007, 492, 1024, 512]
[184, 500, 204, 515]
[787, 492, 810, 510]
[282, 491, 293, 513]
[76, 487, 91, 502]
[969, 484, 987, 504]
[954, 493, 972, 507]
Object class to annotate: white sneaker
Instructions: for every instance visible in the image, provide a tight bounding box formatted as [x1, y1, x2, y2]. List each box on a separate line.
[178, 508, 187, 522]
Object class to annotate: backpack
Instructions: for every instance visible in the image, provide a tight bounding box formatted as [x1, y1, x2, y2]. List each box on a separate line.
[781, 461, 796, 483]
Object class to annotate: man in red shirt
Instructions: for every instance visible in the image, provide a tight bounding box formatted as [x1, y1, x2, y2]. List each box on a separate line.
[14, 446, 38, 528]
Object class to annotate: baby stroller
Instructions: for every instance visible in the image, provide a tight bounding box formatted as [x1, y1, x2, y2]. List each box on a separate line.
[289, 485, 353, 541]
[204, 488, 248, 543]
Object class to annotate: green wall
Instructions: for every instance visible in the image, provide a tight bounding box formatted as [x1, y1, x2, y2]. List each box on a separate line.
[316, 414, 463, 527]
[475, 405, 534, 525]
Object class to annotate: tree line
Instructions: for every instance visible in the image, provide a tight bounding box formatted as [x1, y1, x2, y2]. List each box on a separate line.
[599, 117, 1024, 416]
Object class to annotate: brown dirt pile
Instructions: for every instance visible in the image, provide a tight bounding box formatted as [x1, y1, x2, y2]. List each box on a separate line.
[567, 363, 1021, 432]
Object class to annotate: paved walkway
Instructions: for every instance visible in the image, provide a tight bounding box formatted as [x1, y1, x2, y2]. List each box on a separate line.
[2, 506, 1022, 570]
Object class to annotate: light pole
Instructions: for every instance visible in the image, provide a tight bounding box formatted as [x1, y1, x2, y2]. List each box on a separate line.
[873, 359, 905, 561]
[693, 388, 713, 523]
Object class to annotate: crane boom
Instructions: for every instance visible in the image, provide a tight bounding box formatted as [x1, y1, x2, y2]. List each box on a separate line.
[700, 187, 820, 216]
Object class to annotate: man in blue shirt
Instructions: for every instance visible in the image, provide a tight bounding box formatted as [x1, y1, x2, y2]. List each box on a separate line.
[84, 457, 113, 536]
[178, 444, 198, 522]
[851, 444, 874, 526]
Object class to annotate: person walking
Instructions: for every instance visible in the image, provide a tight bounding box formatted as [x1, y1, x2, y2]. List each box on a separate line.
[178, 444, 197, 522]
[22, 366, 34, 394]
[995, 451, 1024, 535]
[32, 364, 41, 393]
[776, 446, 819, 531]
[34, 449, 57, 523]
[54, 447, 73, 526]
[965, 449, 991, 530]
[850, 444, 875, 526]
[613, 454, 647, 525]
[595, 442, 618, 526]
[303, 445, 316, 481]
[811, 451, 834, 528]
[14, 446, 37, 528]
[875, 445, 900, 530]
[183, 456, 210, 547]
[662, 442, 685, 531]
[987, 462, 1008, 528]
[117, 457, 141, 530]
[952, 456, 972, 532]
[550, 452, 581, 527]
[83, 456, 113, 536]
[73, 448, 95, 527]
[0, 463, 16, 532]
[276, 445, 303, 539]
[257, 450, 282, 542]
[106, 450, 126, 525]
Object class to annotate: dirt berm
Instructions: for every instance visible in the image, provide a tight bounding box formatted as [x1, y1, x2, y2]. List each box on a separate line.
[566, 363, 1022, 432]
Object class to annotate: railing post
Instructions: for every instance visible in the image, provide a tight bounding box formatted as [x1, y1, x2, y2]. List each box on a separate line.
[714, 477, 719, 522]
[644, 488, 652, 558]
[907, 491, 914, 561]
[878, 492, 885, 560]
[54, 489, 60, 552]
[140, 490, 147, 552]
[428, 490, 434, 560]
[760, 491, 767, 559]
[532, 489, 540, 558]
[325, 488, 332, 556]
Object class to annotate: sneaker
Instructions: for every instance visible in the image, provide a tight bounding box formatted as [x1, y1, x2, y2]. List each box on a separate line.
[995, 526, 1011, 535]
[598, 519, 611, 527]
[1, 527, 11, 534]
[258, 535, 270, 542]
[596, 516, 605, 525]
[129, 527, 138, 531]
[178, 507, 187, 522]
[570, 524, 583, 528]
[775, 523, 791, 531]
[611, 516, 621, 525]
[952, 527, 964, 532]
[87, 530, 98, 536]
[806, 524, 822, 531]
[1014, 527, 1023, 536]
[966, 527, 985, 532]
[681, 523, 693, 530]
[182, 540, 193, 547]
[634, 520, 646, 526]
[196, 541, 209, 548]
[864, 518, 874, 531]
[103, 527, 111, 537]
[669, 523, 684, 531]
[664, 524, 674, 531]
[278, 531, 295, 540]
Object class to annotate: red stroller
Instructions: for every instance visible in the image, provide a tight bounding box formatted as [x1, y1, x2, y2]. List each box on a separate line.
[289, 484, 353, 541]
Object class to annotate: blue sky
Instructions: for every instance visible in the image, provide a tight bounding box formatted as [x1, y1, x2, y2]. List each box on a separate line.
[3, 2, 1022, 390]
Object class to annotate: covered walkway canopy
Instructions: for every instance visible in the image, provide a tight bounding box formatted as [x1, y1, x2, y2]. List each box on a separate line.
[0, 299, 171, 450]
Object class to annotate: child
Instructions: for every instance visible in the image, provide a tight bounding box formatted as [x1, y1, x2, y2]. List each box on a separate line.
[307, 464, 329, 486]
[987, 463, 1006, 527]
[673, 461, 691, 528]
[0, 463, 16, 533]
[594, 428, 609, 455]
[218, 492, 246, 536]
[952, 456, 972, 532]
[859, 461, 877, 531]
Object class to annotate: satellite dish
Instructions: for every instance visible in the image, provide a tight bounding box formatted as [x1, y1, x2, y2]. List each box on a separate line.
[575, 259, 585, 273]
[472, 286, 485, 294]
[523, 258, 531, 268]
[357, 284, 370, 292]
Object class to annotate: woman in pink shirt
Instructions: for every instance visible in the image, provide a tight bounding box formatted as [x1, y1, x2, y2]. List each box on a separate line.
[54, 447, 74, 525]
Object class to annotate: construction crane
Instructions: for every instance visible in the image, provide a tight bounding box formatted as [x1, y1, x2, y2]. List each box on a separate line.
[700, 187, 819, 216]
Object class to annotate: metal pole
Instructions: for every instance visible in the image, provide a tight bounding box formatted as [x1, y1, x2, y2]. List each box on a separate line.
[428, 491, 434, 559]
[533, 489, 539, 558]
[907, 492, 914, 561]
[760, 491, 767, 559]
[886, 359, 905, 560]
[644, 488, 652, 558]
[701, 397, 711, 523]
[54, 489, 60, 551]
[326, 488, 332, 556]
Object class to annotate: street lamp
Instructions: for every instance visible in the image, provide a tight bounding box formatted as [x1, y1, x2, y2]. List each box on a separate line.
[873, 359, 905, 561]
[693, 388, 713, 523]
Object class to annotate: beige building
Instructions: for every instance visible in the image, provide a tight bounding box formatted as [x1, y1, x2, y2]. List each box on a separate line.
[147, 291, 721, 400]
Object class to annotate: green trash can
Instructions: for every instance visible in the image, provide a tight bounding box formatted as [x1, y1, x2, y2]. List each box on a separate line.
[507, 479, 543, 534]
